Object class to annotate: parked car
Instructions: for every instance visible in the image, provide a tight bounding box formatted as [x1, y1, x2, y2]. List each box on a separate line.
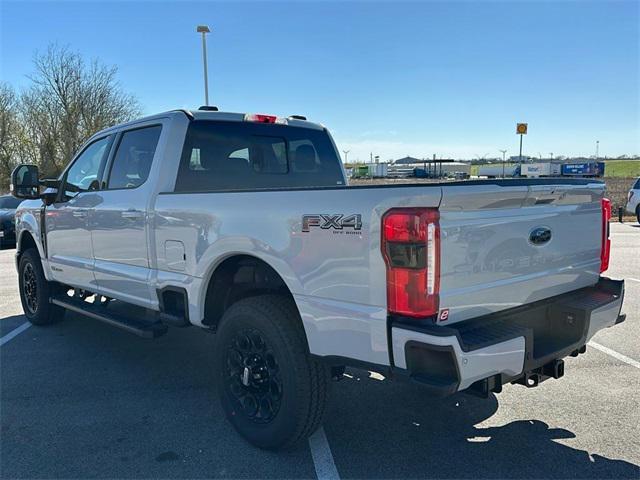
[0, 195, 22, 248]
[625, 177, 640, 223]
[10, 108, 626, 450]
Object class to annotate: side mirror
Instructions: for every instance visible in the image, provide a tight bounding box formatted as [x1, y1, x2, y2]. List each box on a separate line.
[10, 164, 41, 199]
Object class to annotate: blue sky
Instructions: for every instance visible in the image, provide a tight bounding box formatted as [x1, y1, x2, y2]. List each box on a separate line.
[1, 0, 638, 161]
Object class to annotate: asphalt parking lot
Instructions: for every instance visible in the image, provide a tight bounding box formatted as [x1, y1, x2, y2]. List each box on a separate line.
[1, 223, 639, 479]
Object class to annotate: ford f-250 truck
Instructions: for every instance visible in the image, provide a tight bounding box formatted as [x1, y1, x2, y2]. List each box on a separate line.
[10, 108, 626, 449]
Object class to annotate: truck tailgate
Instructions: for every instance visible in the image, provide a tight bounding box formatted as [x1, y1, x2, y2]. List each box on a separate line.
[438, 181, 605, 325]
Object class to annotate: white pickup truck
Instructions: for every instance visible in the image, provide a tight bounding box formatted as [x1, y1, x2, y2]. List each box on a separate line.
[11, 108, 626, 449]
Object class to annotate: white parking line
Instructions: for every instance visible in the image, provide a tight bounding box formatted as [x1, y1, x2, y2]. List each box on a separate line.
[627, 278, 640, 283]
[0, 322, 31, 346]
[308, 426, 340, 480]
[589, 341, 640, 369]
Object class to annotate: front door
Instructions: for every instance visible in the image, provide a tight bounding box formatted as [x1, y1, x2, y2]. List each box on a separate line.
[90, 124, 163, 308]
[46, 136, 112, 289]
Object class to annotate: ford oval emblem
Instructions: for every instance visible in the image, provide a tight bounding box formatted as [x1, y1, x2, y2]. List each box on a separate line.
[529, 227, 552, 246]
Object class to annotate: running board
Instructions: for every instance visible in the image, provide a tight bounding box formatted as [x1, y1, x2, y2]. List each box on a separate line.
[50, 296, 168, 338]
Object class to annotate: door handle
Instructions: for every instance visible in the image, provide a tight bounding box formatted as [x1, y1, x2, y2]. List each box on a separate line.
[72, 209, 88, 218]
[121, 209, 144, 219]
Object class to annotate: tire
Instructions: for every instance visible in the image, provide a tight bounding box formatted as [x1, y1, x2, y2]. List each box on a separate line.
[18, 248, 64, 325]
[636, 205, 640, 224]
[214, 295, 331, 450]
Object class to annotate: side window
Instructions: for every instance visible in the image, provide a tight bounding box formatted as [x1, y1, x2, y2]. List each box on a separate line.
[63, 136, 110, 198]
[107, 125, 162, 190]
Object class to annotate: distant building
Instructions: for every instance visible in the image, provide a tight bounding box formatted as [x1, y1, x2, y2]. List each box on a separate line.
[393, 156, 457, 165]
[393, 156, 423, 164]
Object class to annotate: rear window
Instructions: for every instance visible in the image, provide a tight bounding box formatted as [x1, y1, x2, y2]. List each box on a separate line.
[634, 178, 640, 189]
[174, 120, 344, 192]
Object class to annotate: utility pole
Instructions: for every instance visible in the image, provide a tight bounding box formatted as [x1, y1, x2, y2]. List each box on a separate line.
[519, 135, 523, 162]
[342, 150, 350, 164]
[499, 149, 507, 178]
[197, 25, 211, 105]
[516, 123, 528, 163]
[595, 140, 599, 159]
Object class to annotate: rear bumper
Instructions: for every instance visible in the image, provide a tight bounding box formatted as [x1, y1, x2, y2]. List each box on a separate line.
[390, 277, 625, 397]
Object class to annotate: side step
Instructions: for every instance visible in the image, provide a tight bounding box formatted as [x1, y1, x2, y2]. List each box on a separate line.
[51, 296, 168, 339]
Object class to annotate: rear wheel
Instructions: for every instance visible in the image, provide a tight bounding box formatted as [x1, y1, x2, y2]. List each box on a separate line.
[636, 205, 640, 224]
[214, 295, 331, 450]
[18, 248, 64, 325]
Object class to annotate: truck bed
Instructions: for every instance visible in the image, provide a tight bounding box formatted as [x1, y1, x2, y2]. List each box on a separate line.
[153, 178, 605, 364]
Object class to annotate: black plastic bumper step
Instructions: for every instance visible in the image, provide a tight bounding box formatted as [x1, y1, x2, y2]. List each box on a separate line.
[51, 295, 168, 338]
[456, 321, 530, 352]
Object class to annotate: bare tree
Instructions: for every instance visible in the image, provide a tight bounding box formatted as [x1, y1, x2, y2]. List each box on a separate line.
[0, 83, 21, 191]
[20, 44, 140, 177]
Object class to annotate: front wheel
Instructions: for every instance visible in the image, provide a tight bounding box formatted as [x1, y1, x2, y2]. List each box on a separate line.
[214, 295, 331, 450]
[636, 205, 640, 224]
[18, 248, 64, 325]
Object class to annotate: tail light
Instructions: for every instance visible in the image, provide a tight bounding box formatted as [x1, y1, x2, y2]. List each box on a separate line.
[629, 191, 635, 203]
[381, 208, 440, 318]
[600, 198, 611, 273]
[244, 113, 288, 125]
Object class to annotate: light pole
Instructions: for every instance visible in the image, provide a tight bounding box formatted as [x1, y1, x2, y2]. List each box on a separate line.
[499, 149, 507, 178]
[342, 150, 350, 164]
[197, 25, 211, 105]
[595, 140, 599, 159]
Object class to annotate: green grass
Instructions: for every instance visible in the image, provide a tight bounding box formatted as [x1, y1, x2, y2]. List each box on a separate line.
[602, 160, 640, 178]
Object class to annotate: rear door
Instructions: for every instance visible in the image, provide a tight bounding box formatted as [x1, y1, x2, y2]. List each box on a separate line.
[90, 124, 163, 307]
[46, 135, 113, 289]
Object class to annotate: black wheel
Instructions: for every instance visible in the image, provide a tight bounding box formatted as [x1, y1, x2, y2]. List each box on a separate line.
[636, 205, 640, 224]
[214, 295, 331, 450]
[18, 248, 64, 325]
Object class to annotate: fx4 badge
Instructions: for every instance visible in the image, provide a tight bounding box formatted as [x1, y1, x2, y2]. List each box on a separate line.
[302, 214, 362, 233]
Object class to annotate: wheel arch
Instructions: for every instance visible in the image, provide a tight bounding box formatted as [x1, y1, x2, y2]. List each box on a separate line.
[199, 253, 306, 337]
[17, 230, 43, 261]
